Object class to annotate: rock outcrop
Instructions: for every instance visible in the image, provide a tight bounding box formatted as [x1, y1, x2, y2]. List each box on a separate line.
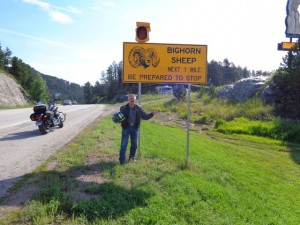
[216, 76, 269, 101]
[0, 72, 32, 106]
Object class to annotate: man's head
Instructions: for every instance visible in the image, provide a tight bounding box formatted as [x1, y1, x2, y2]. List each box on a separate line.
[128, 94, 136, 107]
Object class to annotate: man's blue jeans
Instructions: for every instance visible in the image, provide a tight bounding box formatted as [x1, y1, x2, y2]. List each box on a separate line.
[119, 126, 138, 164]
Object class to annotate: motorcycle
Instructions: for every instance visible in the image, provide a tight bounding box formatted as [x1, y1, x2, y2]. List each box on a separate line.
[30, 100, 66, 135]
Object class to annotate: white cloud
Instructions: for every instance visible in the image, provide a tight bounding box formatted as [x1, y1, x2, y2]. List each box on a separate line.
[22, 0, 49, 9]
[90, 0, 116, 11]
[66, 6, 82, 15]
[0, 28, 71, 48]
[22, 0, 79, 24]
[52, 5, 82, 15]
[49, 11, 73, 24]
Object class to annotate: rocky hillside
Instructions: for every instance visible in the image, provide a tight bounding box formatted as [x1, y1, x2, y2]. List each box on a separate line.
[0, 72, 32, 106]
[216, 76, 269, 101]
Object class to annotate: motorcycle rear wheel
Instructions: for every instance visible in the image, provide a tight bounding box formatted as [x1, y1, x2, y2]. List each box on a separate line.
[38, 121, 50, 135]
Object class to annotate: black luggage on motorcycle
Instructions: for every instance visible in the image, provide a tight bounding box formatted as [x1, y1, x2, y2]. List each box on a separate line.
[34, 105, 46, 114]
[30, 113, 36, 121]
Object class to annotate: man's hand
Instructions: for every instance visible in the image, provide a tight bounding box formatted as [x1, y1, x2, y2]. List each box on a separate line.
[151, 111, 158, 115]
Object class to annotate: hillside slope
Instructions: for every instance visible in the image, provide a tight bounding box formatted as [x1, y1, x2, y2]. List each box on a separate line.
[0, 72, 32, 106]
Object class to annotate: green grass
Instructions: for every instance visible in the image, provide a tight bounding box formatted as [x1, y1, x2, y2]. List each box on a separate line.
[0, 104, 34, 110]
[215, 117, 300, 144]
[145, 94, 274, 123]
[145, 95, 300, 143]
[3, 114, 300, 225]
[2, 94, 300, 224]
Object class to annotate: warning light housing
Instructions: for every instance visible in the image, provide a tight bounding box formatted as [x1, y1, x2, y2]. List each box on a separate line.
[135, 22, 150, 42]
[277, 41, 297, 51]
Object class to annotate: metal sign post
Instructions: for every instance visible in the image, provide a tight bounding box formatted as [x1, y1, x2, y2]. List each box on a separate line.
[186, 84, 191, 162]
[137, 83, 142, 159]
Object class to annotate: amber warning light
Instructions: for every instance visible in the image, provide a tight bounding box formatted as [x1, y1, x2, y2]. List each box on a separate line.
[136, 27, 147, 40]
[135, 22, 150, 42]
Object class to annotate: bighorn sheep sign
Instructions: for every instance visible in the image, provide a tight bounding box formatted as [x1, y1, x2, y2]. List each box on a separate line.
[123, 42, 207, 84]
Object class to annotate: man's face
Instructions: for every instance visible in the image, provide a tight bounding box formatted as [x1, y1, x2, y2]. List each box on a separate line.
[128, 95, 136, 105]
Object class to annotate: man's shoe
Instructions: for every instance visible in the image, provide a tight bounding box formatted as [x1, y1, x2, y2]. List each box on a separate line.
[128, 157, 136, 163]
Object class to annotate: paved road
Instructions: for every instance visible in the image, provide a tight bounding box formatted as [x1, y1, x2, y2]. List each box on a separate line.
[0, 104, 116, 198]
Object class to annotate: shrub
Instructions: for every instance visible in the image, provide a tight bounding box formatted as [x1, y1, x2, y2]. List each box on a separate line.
[215, 117, 300, 144]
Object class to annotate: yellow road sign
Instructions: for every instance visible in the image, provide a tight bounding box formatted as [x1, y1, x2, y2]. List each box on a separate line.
[282, 42, 296, 49]
[278, 42, 297, 51]
[123, 42, 207, 84]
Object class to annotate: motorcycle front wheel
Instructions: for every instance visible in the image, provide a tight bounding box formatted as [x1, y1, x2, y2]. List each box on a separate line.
[58, 112, 66, 122]
[38, 121, 50, 135]
[58, 119, 64, 128]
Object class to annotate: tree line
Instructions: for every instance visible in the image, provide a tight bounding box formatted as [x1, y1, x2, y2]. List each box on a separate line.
[0, 43, 48, 102]
[42, 74, 84, 103]
[1, 41, 271, 105]
[83, 59, 271, 103]
[0, 42, 83, 103]
[3, 40, 299, 120]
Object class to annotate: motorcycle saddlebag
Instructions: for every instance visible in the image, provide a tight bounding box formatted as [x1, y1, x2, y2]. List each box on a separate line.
[30, 113, 36, 121]
[33, 105, 46, 114]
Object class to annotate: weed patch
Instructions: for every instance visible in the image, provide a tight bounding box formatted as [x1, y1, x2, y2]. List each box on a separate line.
[215, 117, 300, 144]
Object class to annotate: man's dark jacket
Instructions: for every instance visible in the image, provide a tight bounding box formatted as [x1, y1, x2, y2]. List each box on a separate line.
[120, 104, 153, 128]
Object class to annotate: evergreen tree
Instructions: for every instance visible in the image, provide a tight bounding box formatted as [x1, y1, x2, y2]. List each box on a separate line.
[242, 67, 250, 78]
[4, 47, 12, 71]
[83, 81, 93, 104]
[0, 43, 5, 69]
[99, 61, 127, 100]
[10, 57, 23, 81]
[29, 74, 48, 103]
[92, 81, 105, 102]
[208, 60, 223, 85]
[9, 56, 35, 90]
[271, 39, 300, 119]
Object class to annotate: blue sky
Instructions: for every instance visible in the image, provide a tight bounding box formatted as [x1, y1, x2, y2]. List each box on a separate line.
[0, 0, 289, 85]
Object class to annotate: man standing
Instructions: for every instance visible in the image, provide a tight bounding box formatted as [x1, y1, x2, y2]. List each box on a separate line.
[118, 94, 155, 164]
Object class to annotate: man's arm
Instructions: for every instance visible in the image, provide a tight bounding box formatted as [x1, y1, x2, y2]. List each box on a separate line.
[138, 106, 155, 120]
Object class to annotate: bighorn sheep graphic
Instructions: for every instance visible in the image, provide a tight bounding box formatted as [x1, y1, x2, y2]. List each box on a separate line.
[128, 46, 160, 68]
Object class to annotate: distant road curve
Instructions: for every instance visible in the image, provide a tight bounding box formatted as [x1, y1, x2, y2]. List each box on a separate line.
[0, 104, 117, 198]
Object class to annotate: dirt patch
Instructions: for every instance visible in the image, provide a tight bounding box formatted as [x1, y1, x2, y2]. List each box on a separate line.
[0, 176, 39, 220]
[75, 170, 107, 184]
[1, 183, 38, 207]
[154, 111, 213, 132]
[85, 154, 101, 166]
[46, 160, 58, 171]
[155, 112, 190, 129]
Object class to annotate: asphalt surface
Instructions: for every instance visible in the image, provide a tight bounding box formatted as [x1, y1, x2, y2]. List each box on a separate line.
[0, 104, 116, 198]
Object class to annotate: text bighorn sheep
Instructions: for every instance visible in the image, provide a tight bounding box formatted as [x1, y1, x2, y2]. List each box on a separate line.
[128, 46, 160, 68]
